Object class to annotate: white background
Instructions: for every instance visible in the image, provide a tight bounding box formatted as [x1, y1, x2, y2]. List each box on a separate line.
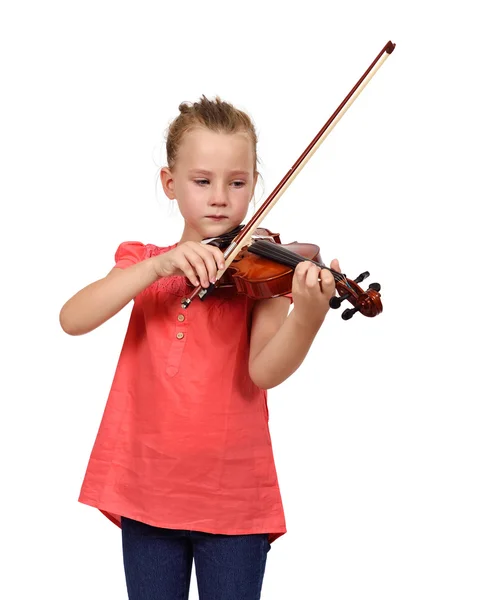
[2, 1, 501, 598]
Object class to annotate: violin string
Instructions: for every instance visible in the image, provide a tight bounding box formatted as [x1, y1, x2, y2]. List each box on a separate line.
[248, 241, 345, 283]
[208, 234, 347, 287]
[249, 241, 342, 279]
[247, 241, 307, 269]
[249, 240, 359, 296]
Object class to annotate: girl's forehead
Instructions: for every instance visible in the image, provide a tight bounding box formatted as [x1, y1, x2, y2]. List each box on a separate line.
[177, 128, 254, 168]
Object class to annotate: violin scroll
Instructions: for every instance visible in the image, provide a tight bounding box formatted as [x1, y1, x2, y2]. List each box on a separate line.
[328, 270, 382, 319]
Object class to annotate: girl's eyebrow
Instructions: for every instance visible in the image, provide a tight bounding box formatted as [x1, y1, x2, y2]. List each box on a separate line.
[188, 169, 250, 177]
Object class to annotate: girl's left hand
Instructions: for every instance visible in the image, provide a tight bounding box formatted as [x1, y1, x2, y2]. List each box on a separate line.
[292, 259, 341, 326]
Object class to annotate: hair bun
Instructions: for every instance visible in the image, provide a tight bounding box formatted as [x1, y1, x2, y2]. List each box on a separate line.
[178, 101, 192, 114]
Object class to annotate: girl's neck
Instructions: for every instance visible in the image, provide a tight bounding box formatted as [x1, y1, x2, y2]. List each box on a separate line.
[178, 223, 204, 244]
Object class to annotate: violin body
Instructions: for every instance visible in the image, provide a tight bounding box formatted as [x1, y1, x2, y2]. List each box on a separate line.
[207, 226, 321, 299]
[224, 241, 322, 300]
[204, 227, 382, 319]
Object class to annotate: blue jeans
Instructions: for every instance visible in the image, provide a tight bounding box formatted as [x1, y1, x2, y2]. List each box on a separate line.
[121, 516, 271, 600]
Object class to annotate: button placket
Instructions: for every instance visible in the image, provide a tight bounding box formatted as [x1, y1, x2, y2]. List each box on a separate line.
[165, 312, 188, 377]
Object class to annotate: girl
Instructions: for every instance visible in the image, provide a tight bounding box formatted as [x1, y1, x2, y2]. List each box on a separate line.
[60, 96, 340, 600]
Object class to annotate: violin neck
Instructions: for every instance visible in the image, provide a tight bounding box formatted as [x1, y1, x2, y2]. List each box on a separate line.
[248, 240, 341, 281]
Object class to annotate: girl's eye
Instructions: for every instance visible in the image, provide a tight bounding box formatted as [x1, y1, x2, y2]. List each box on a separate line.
[194, 179, 245, 188]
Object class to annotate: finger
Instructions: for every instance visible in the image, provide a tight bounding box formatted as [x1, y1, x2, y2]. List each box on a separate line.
[292, 262, 306, 296]
[320, 268, 336, 296]
[293, 261, 311, 288]
[197, 245, 220, 284]
[304, 263, 321, 292]
[297, 260, 315, 276]
[330, 258, 341, 273]
[185, 249, 211, 287]
[176, 256, 201, 287]
[203, 244, 226, 276]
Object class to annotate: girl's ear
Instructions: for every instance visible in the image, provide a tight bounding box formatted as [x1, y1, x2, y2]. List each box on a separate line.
[160, 167, 176, 200]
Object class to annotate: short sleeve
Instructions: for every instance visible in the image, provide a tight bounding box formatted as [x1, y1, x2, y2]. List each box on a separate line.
[114, 241, 146, 269]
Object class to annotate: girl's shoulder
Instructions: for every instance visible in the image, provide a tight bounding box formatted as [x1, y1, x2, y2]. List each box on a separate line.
[114, 241, 177, 268]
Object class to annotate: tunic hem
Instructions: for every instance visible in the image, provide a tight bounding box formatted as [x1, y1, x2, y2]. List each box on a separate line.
[78, 496, 287, 545]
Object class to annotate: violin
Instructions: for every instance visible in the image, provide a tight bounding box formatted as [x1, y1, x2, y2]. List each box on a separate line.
[181, 41, 395, 320]
[198, 225, 382, 321]
[198, 225, 382, 320]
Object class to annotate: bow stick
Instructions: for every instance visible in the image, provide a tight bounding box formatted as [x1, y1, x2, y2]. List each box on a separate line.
[182, 40, 396, 308]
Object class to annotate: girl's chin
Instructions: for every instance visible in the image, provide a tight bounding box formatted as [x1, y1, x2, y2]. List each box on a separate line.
[203, 220, 235, 232]
[182, 220, 242, 243]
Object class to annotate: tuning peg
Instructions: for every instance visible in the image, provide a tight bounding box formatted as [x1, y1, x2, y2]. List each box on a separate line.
[329, 292, 350, 309]
[367, 282, 381, 292]
[342, 306, 360, 320]
[353, 271, 370, 284]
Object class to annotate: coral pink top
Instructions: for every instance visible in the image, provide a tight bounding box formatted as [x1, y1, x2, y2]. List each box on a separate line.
[78, 241, 287, 544]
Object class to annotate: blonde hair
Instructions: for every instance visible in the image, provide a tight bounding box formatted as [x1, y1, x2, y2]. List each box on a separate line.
[165, 95, 258, 173]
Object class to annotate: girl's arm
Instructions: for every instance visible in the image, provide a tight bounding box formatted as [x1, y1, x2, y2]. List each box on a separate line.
[248, 259, 339, 390]
[59, 259, 161, 335]
[248, 299, 325, 390]
[59, 241, 225, 336]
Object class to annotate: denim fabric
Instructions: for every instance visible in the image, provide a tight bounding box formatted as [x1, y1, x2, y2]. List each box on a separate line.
[121, 516, 271, 600]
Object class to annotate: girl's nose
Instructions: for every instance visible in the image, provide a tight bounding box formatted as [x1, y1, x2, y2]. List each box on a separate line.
[210, 188, 228, 206]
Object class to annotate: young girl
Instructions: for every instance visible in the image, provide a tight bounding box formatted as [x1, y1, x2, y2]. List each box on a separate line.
[60, 96, 340, 600]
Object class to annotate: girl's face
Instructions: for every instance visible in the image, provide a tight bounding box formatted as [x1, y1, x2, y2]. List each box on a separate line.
[161, 128, 257, 243]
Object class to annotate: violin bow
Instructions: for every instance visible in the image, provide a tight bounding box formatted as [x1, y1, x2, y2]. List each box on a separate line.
[182, 40, 396, 309]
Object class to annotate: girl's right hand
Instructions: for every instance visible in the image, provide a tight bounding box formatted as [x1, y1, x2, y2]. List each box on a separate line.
[152, 242, 227, 288]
